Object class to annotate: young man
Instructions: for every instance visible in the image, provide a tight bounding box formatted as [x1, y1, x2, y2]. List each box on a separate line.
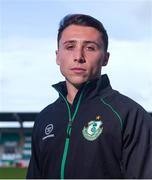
[27, 14, 152, 179]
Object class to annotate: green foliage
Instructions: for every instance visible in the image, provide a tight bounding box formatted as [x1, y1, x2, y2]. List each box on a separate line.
[0, 167, 27, 179]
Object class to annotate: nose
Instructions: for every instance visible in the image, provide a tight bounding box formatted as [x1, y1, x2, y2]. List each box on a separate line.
[73, 47, 85, 63]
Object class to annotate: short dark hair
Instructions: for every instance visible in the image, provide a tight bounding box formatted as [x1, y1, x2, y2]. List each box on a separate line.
[57, 14, 108, 51]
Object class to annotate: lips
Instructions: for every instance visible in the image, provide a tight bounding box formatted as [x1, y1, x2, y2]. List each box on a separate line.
[71, 67, 86, 71]
[71, 67, 86, 74]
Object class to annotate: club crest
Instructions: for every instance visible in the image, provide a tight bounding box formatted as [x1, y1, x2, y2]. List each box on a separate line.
[82, 115, 103, 141]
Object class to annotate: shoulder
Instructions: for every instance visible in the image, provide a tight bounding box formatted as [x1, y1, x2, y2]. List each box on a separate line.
[40, 98, 62, 115]
[101, 90, 152, 127]
[33, 98, 62, 130]
[103, 89, 146, 112]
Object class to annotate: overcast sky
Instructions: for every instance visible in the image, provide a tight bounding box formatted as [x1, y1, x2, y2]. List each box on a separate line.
[0, 0, 152, 112]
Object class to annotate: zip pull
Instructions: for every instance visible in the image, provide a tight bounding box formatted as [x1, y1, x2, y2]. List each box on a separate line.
[67, 120, 72, 138]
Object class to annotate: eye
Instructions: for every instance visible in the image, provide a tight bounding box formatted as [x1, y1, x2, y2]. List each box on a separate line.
[86, 46, 96, 51]
[65, 44, 75, 50]
[85, 43, 99, 51]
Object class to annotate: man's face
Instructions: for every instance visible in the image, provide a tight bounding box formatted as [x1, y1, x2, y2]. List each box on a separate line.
[56, 25, 109, 87]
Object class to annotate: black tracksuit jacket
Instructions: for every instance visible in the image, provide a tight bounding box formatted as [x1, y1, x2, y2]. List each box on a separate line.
[27, 74, 152, 179]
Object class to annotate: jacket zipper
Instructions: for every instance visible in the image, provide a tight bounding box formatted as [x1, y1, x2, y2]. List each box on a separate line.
[55, 86, 86, 179]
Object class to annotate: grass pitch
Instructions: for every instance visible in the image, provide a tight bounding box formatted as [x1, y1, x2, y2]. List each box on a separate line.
[0, 167, 27, 179]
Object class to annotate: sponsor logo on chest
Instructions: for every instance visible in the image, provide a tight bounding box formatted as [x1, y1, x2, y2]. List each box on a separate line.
[42, 124, 55, 140]
[82, 115, 103, 141]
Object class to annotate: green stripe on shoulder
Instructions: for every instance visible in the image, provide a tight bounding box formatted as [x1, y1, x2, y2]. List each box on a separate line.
[100, 98, 123, 129]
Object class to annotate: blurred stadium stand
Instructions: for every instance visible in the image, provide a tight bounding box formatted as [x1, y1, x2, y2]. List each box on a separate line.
[0, 113, 37, 167]
[0, 112, 152, 168]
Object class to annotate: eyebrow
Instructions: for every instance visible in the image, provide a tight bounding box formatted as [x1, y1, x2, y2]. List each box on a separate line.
[63, 40, 102, 48]
[83, 41, 102, 48]
[63, 40, 76, 45]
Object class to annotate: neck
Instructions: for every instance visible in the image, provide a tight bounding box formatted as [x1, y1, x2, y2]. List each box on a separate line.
[66, 81, 80, 104]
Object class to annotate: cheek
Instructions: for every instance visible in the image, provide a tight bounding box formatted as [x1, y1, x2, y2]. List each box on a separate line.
[58, 58, 69, 74]
[87, 57, 102, 75]
[56, 52, 66, 66]
[88, 56, 102, 68]
[59, 58, 69, 67]
[58, 51, 72, 63]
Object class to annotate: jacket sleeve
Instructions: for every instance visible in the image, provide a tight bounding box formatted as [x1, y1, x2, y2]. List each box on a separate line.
[122, 107, 152, 178]
[26, 119, 41, 179]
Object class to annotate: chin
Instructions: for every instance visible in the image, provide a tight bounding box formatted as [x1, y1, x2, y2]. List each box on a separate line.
[67, 76, 89, 87]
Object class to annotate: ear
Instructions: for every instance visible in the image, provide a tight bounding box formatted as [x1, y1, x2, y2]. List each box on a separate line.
[102, 52, 110, 66]
[56, 50, 60, 65]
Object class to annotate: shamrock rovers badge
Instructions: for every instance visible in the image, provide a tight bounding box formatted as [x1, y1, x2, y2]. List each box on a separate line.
[82, 115, 103, 141]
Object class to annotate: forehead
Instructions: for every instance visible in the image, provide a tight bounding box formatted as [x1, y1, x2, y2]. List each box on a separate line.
[60, 25, 103, 42]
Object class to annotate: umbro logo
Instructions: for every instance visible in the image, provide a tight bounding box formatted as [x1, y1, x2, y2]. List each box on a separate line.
[42, 124, 55, 140]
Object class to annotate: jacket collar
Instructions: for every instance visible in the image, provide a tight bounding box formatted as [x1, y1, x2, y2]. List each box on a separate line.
[52, 74, 112, 102]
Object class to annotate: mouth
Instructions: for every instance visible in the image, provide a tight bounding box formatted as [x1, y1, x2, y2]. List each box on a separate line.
[70, 67, 86, 73]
